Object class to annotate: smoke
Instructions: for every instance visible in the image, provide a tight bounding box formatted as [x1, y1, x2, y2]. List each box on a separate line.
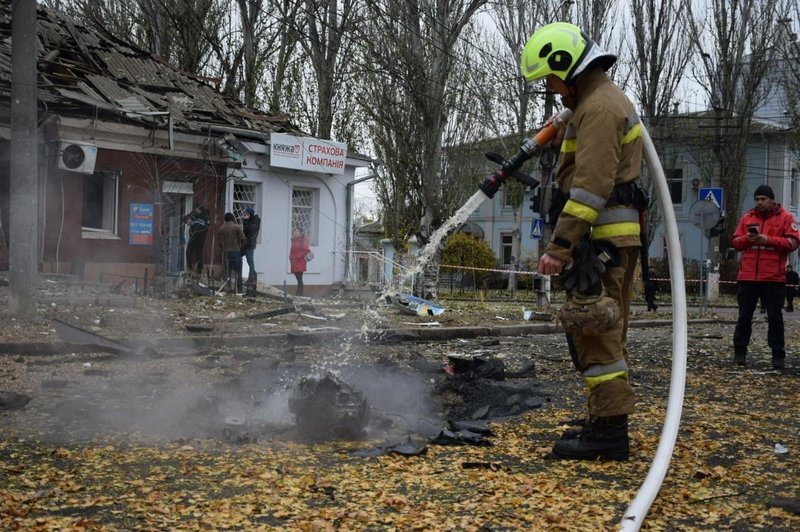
[7, 339, 442, 445]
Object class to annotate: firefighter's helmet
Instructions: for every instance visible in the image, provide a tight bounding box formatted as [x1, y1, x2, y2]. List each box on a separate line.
[519, 22, 617, 84]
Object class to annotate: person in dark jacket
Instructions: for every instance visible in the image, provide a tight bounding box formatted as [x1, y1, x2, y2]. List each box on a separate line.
[241, 208, 261, 295]
[184, 206, 209, 278]
[786, 264, 799, 312]
[732, 185, 800, 369]
[217, 212, 245, 294]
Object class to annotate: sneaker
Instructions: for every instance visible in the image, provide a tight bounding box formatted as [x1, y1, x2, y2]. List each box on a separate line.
[734, 353, 746, 366]
[552, 415, 629, 461]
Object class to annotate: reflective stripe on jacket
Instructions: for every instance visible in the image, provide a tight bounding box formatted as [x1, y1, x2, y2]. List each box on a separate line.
[545, 69, 643, 263]
[732, 203, 799, 282]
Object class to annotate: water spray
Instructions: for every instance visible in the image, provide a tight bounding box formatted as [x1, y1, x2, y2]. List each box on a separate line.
[478, 108, 573, 199]
[385, 110, 573, 299]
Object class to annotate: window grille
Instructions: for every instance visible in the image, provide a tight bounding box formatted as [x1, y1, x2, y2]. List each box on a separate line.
[233, 182, 258, 223]
[292, 188, 314, 237]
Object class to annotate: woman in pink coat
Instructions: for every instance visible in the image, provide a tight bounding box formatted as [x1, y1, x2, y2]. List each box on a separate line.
[289, 227, 311, 296]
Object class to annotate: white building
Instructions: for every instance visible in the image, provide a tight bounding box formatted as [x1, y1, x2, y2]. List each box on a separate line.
[228, 139, 372, 296]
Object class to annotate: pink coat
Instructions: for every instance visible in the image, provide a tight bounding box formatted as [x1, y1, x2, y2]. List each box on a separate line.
[290, 235, 310, 273]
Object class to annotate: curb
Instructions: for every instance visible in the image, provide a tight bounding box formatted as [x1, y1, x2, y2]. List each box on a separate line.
[0, 319, 728, 356]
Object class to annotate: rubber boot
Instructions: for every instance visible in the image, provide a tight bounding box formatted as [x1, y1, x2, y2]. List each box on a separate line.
[559, 417, 588, 440]
[552, 415, 629, 461]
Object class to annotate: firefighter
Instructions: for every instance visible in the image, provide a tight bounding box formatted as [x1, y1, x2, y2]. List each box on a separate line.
[521, 22, 643, 460]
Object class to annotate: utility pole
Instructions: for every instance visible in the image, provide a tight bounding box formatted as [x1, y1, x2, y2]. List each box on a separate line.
[537, 0, 573, 250]
[10, 0, 39, 318]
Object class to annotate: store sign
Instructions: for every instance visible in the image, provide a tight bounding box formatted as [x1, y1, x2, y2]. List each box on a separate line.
[270, 133, 347, 175]
[129, 203, 153, 245]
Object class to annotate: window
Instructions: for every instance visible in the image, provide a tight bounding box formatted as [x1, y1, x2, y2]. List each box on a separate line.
[292, 188, 318, 243]
[501, 232, 513, 265]
[233, 182, 258, 223]
[665, 168, 683, 204]
[502, 190, 513, 208]
[82, 171, 118, 235]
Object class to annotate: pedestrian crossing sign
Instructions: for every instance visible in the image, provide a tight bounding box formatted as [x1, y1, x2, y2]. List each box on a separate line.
[698, 187, 723, 209]
[531, 218, 544, 240]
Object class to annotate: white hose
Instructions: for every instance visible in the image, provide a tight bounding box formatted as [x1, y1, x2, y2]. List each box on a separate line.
[619, 125, 688, 530]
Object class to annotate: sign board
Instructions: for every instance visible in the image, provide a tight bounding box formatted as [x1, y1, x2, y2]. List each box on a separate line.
[531, 218, 544, 240]
[129, 203, 153, 245]
[270, 133, 347, 175]
[698, 187, 723, 210]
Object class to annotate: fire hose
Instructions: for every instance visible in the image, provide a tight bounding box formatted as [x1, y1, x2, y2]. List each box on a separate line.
[619, 123, 688, 531]
[479, 112, 688, 529]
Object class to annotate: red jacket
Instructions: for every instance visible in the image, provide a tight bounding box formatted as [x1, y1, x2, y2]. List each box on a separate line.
[732, 203, 799, 282]
[289, 235, 311, 273]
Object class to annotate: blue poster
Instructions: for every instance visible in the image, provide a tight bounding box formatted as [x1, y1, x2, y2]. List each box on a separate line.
[129, 203, 154, 245]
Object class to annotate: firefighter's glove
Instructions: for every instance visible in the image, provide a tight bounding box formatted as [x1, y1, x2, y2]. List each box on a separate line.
[560, 238, 619, 297]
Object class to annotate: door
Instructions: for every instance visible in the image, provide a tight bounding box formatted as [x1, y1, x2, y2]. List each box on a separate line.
[162, 181, 194, 275]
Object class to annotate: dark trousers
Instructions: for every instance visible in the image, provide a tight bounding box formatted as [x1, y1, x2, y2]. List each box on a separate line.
[242, 248, 256, 282]
[225, 251, 243, 293]
[294, 272, 304, 296]
[185, 235, 205, 274]
[787, 288, 796, 311]
[733, 282, 785, 359]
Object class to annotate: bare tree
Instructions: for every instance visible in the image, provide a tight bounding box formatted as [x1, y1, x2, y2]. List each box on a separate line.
[774, 3, 800, 148]
[684, 0, 786, 247]
[360, 0, 488, 298]
[299, 0, 362, 140]
[487, 0, 567, 290]
[628, 0, 693, 247]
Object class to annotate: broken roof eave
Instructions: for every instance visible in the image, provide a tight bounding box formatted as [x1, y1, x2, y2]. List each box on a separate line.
[57, 116, 232, 163]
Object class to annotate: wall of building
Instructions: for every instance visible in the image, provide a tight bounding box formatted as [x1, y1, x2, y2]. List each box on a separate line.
[37, 146, 225, 282]
[236, 142, 369, 295]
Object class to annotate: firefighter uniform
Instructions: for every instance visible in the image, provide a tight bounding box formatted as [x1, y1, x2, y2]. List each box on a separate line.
[545, 67, 643, 418]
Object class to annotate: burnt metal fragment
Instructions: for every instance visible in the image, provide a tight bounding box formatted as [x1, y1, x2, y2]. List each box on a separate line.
[288, 373, 370, 441]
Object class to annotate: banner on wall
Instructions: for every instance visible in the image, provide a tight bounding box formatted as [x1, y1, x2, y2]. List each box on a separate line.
[270, 133, 347, 175]
[129, 203, 154, 245]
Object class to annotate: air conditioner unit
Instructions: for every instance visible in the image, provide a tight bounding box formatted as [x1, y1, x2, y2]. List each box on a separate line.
[57, 142, 98, 174]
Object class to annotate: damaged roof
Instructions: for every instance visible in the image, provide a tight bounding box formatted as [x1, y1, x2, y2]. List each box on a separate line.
[0, 2, 301, 139]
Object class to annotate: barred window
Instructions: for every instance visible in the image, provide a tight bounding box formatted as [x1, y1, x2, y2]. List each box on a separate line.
[292, 188, 317, 243]
[233, 182, 258, 223]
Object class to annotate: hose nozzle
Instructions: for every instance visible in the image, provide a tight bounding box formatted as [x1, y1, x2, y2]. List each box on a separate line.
[478, 108, 573, 198]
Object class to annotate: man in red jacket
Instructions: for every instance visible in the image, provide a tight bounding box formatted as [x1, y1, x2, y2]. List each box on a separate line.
[732, 184, 800, 369]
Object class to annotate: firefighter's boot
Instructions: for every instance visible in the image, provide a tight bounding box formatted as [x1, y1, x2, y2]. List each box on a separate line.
[552, 415, 629, 461]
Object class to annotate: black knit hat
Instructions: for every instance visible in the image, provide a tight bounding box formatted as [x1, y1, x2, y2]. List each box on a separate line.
[754, 184, 774, 200]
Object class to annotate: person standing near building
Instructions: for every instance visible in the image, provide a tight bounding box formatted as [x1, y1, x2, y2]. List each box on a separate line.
[217, 212, 245, 294]
[184, 206, 209, 279]
[785, 264, 799, 312]
[241, 208, 261, 296]
[732, 185, 799, 369]
[289, 227, 311, 297]
[522, 22, 643, 461]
